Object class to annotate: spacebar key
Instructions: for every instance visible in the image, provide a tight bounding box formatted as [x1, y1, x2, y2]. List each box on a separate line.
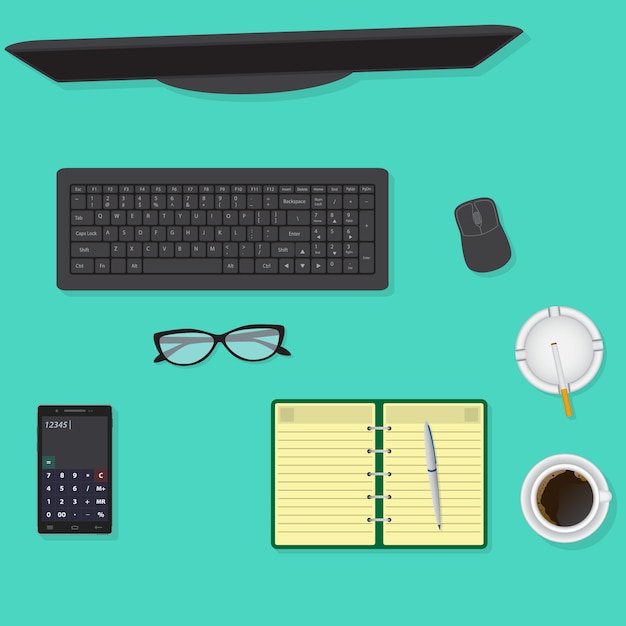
[144, 259, 222, 273]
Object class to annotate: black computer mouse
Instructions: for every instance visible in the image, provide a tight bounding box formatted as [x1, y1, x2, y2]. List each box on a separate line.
[454, 197, 511, 272]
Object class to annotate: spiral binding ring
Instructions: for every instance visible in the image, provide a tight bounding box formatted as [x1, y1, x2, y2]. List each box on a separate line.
[367, 448, 391, 454]
[367, 517, 392, 523]
[367, 494, 391, 499]
[367, 471, 391, 476]
[367, 426, 391, 430]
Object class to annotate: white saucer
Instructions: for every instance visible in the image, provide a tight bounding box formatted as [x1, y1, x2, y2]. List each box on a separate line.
[515, 306, 603, 394]
[520, 454, 610, 543]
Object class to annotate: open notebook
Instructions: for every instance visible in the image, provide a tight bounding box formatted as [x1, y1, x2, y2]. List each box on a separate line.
[272, 400, 486, 548]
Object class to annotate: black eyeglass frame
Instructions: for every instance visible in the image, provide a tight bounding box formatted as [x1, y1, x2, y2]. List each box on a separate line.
[153, 324, 291, 365]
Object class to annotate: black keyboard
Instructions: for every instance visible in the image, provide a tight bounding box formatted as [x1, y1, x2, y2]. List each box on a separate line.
[58, 168, 388, 290]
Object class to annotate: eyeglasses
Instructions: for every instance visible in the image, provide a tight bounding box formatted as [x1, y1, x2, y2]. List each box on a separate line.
[153, 325, 291, 365]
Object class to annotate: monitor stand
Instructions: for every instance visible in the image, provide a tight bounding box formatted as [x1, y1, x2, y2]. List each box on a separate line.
[158, 71, 353, 94]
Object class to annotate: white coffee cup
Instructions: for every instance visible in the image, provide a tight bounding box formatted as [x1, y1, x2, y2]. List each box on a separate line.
[521, 454, 612, 542]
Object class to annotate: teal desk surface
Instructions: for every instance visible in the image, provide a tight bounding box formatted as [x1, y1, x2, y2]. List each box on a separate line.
[1, 1, 624, 624]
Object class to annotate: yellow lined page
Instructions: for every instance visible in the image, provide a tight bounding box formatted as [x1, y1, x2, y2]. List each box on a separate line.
[382, 402, 485, 546]
[274, 403, 376, 546]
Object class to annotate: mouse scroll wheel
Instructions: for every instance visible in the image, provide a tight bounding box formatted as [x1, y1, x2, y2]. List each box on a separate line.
[472, 209, 483, 228]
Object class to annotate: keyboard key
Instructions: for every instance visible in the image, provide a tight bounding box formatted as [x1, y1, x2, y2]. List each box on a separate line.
[119, 227, 133, 242]
[111, 211, 126, 225]
[312, 242, 326, 257]
[279, 259, 293, 273]
[103, 227, 118, 241]
[111, 259, 126, 273]
[144, 259, 222, 273]
[327, 259, 342, 273]
[344, 259, 358, 273]
[223, 259, 238, 273]
[72, 227, 101, 241]
[71, 195, 86, 210]
[247, 195, 262, 210]
[111, 243, 125, 257]
[143, 211, 158, 225]
[240, 259, 254, 273]
[159, 243, 174, 257]
[191, 243, 205, 257]
[272, 243, 294, 257]
[344, 242, 358, 257]
[239, 243, 254, 257]
[127, 243, 141, 257]
[255, 243, 270, 257]
[175, 243, 190, 257]
[175, 211, 191, 225]
[328, 195, 342, 209]
[71, 211, 93, 225]
[87, 194, 102, 211]
[360, 243, 375, 273]
[223, 243, 237, 257]
[183, 195, 198, 209]
[359, 195, 375, 209]
[144, 243, 158, 257]
[103, 194, 118, 209]
[255, 259, 277, 273]
[280, 194, 310, 210]
[95, 211, 110, 225]
[295, 243, 310, 257]
[207, 211, 221, 225]
[71, 243, 110, 257]
[71, 259, 94, 273]
[159, 211, 174, 225]
[343, 211, 358, 225]
[360, 212, 375, 241]
[287, 211, 310, 225]
[279, 227, 310, 241]
[344, 195, 358, 209]
[127, 211, 141, 225]
[295, 259, 310, 273]
[263, 227, 278, 241]
[263, 195, 278, 210]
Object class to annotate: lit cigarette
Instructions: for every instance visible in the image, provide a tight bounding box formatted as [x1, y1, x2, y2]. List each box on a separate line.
[551, 342, 572, 417]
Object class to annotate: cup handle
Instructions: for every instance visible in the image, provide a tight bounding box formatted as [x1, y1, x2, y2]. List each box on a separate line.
[599, 490, 612, 503]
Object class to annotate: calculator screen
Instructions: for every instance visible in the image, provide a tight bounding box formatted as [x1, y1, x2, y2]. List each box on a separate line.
[38, 406, 112, 533]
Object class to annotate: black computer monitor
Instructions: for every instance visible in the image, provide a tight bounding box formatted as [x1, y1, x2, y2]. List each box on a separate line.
[6, 25, 522, 94]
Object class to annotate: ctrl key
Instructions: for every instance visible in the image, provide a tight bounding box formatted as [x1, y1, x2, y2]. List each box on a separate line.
[71, 259, 94, 273]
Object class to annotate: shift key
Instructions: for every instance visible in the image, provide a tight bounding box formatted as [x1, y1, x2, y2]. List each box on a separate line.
[71, 242, 110, 257]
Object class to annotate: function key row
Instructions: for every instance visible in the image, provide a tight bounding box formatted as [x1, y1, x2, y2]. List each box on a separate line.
[71, 184, 376, 194]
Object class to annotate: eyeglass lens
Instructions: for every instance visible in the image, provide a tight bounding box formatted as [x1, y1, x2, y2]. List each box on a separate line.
[224, 327, 281, 360]
[158, 332, 215, 365]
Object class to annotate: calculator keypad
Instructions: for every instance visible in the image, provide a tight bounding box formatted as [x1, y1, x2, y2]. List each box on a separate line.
[41, 469, 109, 522]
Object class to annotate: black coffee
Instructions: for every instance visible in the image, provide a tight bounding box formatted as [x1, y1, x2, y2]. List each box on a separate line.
[537, 470, 593, 526]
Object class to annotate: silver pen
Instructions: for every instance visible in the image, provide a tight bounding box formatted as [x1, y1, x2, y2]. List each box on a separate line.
[424, 422, 441, 529]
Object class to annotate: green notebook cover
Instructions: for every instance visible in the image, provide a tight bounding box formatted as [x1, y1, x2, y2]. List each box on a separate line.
[272, 399, 487, 549]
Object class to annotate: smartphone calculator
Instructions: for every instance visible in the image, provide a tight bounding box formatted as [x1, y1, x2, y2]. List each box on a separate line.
[38, 405, 112, 533]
